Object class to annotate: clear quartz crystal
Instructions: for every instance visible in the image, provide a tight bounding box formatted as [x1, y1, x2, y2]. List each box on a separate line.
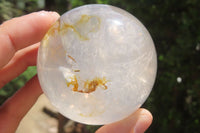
[37, 4, 157, 125]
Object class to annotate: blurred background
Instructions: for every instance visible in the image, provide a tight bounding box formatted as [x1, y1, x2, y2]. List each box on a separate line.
[0, 0, 200, 133]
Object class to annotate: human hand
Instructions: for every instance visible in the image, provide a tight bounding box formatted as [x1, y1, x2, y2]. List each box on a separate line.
[0, 11, 60, 133]
[0, 11, 152, 133]
[96, 108, 152, 133]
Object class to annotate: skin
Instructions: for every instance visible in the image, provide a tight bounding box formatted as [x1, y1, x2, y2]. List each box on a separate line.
[0, 11, 152, 133]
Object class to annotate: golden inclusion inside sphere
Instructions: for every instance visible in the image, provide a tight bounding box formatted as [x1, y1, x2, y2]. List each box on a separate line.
[37, 4, 157, 125]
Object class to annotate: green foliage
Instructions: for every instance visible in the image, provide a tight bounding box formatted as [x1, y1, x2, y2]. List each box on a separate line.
[0, 0, 199, 132]
[0, 0, 23, 22]
[128, 1, 200, 132]
[86, 125, 102, 132]
[70, 0, 84, 8]
[0, 66, 37, 105]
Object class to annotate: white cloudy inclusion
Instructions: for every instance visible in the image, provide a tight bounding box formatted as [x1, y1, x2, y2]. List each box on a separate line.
[37, 4, 157, 125]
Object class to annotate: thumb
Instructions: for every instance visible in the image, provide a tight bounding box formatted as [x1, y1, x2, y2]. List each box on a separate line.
[96, 108, 153, 133]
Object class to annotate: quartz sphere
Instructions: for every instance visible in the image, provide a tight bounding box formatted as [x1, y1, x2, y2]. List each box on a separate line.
[37, 4, 157, 125]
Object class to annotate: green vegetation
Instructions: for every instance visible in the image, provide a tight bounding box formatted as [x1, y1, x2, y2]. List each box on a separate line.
[0, 66, 36, 105]
[0, 0, 200, 132]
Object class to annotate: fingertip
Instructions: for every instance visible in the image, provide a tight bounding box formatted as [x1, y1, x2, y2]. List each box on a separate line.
[30, 11, 60, 33]
[132, 108, 153, 133]
[36, 10, 60, 22]
[96, 108, 153, 133]
[137, 108, 153, 121]
[48, 11, 60, 20]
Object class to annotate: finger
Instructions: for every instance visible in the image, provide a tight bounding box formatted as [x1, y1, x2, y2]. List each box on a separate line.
[96, 108, 153, 133]
[0, 76, 42, 133]
[0, 43, 39, 88]
[130, 109, 153, 133]
[0, 11, 60, 68]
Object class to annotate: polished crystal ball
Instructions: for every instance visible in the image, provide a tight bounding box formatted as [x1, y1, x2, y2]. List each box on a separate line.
[37, 4, 157, 125]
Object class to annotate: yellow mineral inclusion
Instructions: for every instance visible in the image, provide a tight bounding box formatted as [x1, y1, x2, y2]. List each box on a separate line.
[60, 23, 87, 40]
[77, 15, 92, 24]
[61, 14, 101, 40]
[79, 113, 93, 117]
[79, 109, 105, 117]
[42, 15, 101, 46]
[83, 77, 108, 93]
[66, 76, 108, 93]
[67, 55, 76, 63]
[42, 19, 60, 47]
[79, 103, 106, 118]
[66, 75, 79, 92]
[79, 15, 101, 32]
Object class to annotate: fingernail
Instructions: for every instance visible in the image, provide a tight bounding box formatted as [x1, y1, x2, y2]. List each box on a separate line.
[48, 11, 60, 20]
[38, 10, 49, 16]
[38, 10, 60, 21]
